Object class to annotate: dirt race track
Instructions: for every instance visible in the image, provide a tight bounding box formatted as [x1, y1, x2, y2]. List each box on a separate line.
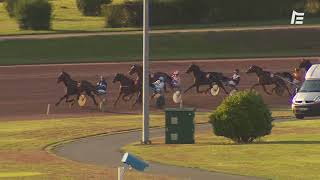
[0, 57, 319, 120]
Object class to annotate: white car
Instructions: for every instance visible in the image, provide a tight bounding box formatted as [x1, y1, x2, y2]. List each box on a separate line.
[292, 64, 320, 119]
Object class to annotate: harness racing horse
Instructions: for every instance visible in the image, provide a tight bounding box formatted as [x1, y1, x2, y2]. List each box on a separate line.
[184, 64, 229, 94]
[112, 73, 141, 108]
[246, 65, 292, 96]
[128, 64, 174, 92]
[299, 59, 313, 72]
[55, 71, 98, 106]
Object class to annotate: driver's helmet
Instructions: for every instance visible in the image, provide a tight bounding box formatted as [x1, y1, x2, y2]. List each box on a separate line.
[100, 75, 105, 81]
[159, 76, 165, 82]
[294, 68, 300, 72]
[173, 70, 180, 75]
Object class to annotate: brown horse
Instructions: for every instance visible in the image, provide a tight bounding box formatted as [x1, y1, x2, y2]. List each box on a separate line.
[299, 59, 313, 72]
[112, 73, 141, 108]
[184, 64, 229, 94]
[128, 64, 174, 92]
[56, 71, 98, 106]
[246, 65, 292, 96]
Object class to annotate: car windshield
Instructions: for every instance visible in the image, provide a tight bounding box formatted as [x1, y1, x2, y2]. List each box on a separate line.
[299, 80, 320, 92]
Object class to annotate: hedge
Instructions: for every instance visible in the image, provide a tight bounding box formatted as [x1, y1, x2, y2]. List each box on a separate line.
[76, 0, 112, 16]
[103, 0, 319, 27]
[14, 0, 52, 30]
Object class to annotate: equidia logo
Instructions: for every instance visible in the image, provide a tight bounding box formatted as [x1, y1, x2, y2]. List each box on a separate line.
[291, 10, 305, 25]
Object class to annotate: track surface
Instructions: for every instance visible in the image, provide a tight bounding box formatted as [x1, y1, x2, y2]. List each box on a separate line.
[54, 123, 261, 180]
[1, 57, 319, 120]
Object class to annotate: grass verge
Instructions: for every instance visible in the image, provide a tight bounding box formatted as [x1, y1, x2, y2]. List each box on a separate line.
[1, 29, 320, 65]
[0, 113, 211, 179]
[0, 109, 290, 179]
[124, 120, 320, 180]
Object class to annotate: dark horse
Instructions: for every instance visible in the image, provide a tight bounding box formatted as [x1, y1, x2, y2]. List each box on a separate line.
[184, 64, 228, 94]
[246, 65, 292, 96]
[299, 59, 313, 72]
[128, 64, 174, 91]
[55, 71, 98, 106]
[113, 73, 141, 108]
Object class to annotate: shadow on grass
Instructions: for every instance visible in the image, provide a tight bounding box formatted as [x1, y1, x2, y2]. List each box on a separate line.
[137, 140, 320, 147]
[257, 140, 320, 145]
[197, 140, 320, 146]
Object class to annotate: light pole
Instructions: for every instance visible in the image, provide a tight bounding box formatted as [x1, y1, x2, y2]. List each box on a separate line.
[142, 0, 150, 144]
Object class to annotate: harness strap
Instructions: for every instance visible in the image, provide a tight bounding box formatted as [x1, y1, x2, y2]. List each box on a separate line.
[274, 75, 298, 86]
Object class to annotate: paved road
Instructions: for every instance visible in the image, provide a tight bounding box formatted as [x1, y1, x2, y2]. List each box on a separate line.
[53, 123, 261, 180]
[2, 25, 320, 40]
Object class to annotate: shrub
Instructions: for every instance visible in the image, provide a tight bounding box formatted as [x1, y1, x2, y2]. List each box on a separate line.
[103, 0, 316, 28]
[103, 3, 138, 27]
[76, 0, 112, 16]
[14, 0, 52, 30]
[3, 0, 19, 17]
[209, 91, 273, 143]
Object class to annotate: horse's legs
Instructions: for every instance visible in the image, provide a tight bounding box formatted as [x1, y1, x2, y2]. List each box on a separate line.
[262, 85, 272, 95]
[132, 91, 142, 109]
[70, 93, 80, 106]
[122, 93, 134, 101]
[55, 94, 68, 106]
[284, 84, 292, 97]
[216, 80, 229, 94]
[163, 84, 169, 93]
[113, 91, 123, 108]
[184, 84, 196, 93]
[196, 84, 207, 93]
[201, 85, 213, 94]
[277, 80, 292, 97]
[250, 83, 260, 91]
[87, 92, 98, 106]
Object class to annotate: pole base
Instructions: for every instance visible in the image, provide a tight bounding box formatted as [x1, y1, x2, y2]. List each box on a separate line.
[141, 140, 152, 145]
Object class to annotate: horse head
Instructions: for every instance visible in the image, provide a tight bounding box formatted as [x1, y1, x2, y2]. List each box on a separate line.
[246, 65, 263, 74]
[113, 73, 121, 83]
[186, 64, 200, 74]
[57, 71, 71, 83]
[129, 64, 142, 75]
[299, 59, 312, 70]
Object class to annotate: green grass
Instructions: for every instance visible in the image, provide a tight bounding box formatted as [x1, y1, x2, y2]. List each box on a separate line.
[0, 115, 163, 179]
[0, 0, 139, 35]
[0, 172, 43, 178]
[0, 110, 289, 179]
[0, 113, 211, 179]
[1, 28, 320, 65]
[124, 120, 320, 180]
[1, 0, 320, 36]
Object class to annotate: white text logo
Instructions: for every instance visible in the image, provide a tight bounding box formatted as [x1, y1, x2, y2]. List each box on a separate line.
[291, 10, 305, 25]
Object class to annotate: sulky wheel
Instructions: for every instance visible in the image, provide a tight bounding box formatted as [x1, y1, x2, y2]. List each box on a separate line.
[172, 90, 182, 104]
[78, 94, 87, 107]
[210, 85, 220, 96]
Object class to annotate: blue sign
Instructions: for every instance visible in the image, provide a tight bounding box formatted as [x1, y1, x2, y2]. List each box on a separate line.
[121, 152, 149, 171]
